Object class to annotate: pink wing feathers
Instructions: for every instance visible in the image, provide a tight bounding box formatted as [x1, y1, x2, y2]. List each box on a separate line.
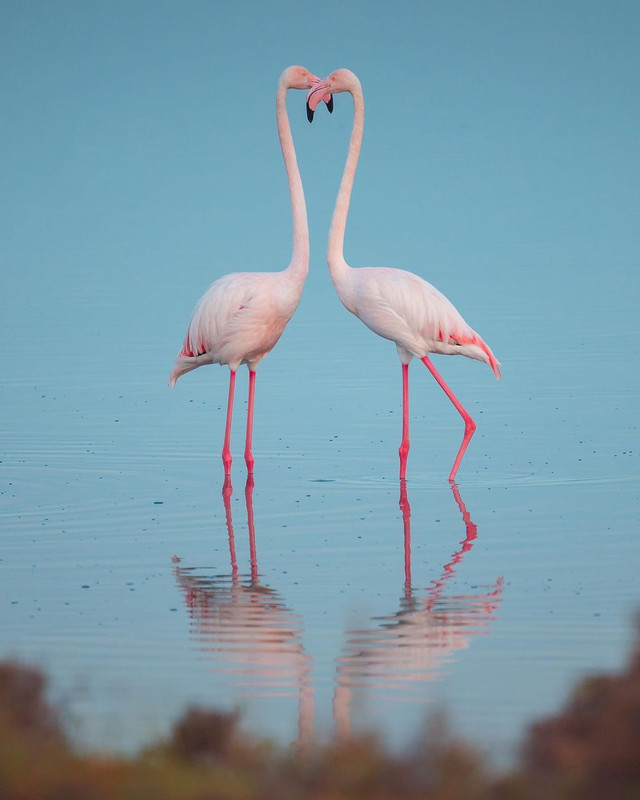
[169, 272, 297, 387]
[351, 268, 501, 377]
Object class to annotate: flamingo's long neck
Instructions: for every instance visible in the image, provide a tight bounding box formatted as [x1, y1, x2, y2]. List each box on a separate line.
[327, 81, 364, 287]
[276, 81, 309, 281]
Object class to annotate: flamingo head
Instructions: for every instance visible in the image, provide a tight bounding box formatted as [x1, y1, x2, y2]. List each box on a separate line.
[280, 66, 332, 121]
[306, 68, 360, 122]
[281, 65, 322, 91]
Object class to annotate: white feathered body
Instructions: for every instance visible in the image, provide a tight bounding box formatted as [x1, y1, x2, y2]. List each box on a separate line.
[334, 266, 501, 377]
[169, 269, 303, 387]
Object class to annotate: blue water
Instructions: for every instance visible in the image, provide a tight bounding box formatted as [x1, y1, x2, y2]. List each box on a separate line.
[1, 256, 638, 761]
[2, 0, 639, 762]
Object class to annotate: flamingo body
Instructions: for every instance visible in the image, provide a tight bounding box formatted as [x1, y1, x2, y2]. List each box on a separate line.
[335, 266, 500, 375]
[169, 270, 302, 384]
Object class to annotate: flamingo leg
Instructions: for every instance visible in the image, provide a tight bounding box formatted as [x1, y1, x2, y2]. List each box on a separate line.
[222, 370, 236, 475]
[244, 370, 256, 474]
[399, 363, 410, 480]
[420, 355, 476, 482]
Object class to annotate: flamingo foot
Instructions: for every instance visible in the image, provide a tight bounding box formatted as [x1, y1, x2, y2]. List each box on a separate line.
[398, 443, 409, 481]
[222, 449, 233, 476]
[244, 449, 255, 475]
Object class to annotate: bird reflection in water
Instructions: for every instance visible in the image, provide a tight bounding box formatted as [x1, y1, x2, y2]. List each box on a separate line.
[333, 482, 503, 737]
[173, 477, 314, 748]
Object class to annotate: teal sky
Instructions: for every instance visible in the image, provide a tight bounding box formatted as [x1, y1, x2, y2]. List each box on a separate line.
[3, 0, 639, 319]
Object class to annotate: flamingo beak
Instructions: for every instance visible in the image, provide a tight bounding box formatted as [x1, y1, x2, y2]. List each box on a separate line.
[306, 80, 333, 123]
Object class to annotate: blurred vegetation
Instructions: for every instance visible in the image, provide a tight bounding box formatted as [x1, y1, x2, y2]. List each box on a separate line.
[2, 623, 640, 800]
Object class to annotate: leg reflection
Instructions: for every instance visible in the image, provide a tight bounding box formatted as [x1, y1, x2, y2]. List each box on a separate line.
[222, 476, 238, 576]
[424, 483, 480, 611]
[333, 481, 503, 737]
[245, 474, 258, 583]
[175, 477, 314, 750]
[399, 480, 412, 594]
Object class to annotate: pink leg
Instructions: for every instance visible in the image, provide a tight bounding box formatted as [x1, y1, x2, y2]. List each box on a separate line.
[244, 370, 256, 474]
[399, 364, 410, 480]
[420, 355, 476, 482]
[222, 370, 236, 475]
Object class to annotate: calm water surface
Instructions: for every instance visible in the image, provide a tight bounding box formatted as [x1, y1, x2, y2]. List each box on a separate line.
[1, 264, 639, 762]
[3, 0, 640, 767]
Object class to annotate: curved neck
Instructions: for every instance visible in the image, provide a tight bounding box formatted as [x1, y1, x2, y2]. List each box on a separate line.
[276, 82, 309, 276]
[327, 83, 364, 274]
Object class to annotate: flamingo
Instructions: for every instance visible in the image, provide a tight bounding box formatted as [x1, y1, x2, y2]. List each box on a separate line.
[169, 66, 329, 476]
[307, 70, 500, 482]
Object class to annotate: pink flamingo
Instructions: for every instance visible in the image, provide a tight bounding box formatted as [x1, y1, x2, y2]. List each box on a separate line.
[307, 70, 500, 482]
[170, 66, 329, 476]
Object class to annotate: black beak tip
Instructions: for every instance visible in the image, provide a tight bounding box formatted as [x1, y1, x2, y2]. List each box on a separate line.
[306, 101, 314, 123]
[326, 96, 334, 113]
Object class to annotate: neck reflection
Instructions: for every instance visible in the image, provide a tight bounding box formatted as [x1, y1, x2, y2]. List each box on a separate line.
[174, 477, 314, 748]
[333, 482, 503, 738]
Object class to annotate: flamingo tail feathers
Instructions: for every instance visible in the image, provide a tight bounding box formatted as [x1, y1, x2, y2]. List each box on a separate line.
[478, 339, 501, 379]
[453, 333, 501, 379]
[169, 353, 211, 387]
